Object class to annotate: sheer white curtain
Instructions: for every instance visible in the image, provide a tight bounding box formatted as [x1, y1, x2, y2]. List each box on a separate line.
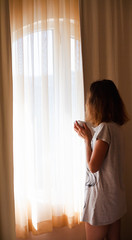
[10, 0, 85, 237]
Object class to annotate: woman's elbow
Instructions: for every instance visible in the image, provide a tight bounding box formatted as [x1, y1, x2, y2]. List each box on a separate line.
[88, 164, 99, 173]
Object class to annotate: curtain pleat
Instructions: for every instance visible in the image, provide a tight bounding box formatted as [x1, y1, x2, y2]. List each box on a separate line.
[0, 0, 16, 240]
[79, 1, 132, 238]
[79, 0, 129, 95]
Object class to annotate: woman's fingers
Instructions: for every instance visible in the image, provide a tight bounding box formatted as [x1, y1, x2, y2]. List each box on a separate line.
[74, 121, 92, 142]
[74, 121, 84, 136]
[84, 123, 87, 129]
[74, 121, 81, 131]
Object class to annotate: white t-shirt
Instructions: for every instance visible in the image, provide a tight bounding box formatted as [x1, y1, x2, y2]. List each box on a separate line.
[81, 122, 127, 225]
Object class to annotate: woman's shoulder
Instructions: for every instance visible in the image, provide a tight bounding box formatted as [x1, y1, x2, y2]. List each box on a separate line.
[93, 122, 110, 132]
[93, 122, 122, 142]
[92, 122, 111, 144]
[100, 122, 123, 142]
[96, 121, 121, 130]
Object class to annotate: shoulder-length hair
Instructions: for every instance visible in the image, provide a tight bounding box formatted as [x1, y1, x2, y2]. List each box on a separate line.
[86, 79, 129, 126]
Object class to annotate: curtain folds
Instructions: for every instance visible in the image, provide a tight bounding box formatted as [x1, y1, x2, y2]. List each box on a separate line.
[1, 0, 132, 239]
[79, 0, 129, 96]
[79, 1, 132, 238]
[10, 0, 85, 238]
[0, 0, 16, 240]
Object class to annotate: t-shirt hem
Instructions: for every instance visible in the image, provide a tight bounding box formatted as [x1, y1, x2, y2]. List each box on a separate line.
[81, 211, 127, 226]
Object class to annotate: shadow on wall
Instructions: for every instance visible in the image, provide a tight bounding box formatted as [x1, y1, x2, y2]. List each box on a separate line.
[118, 4, 132, 238]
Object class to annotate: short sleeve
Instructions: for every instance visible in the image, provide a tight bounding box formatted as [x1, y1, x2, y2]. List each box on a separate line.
[96, 123, 111, 144]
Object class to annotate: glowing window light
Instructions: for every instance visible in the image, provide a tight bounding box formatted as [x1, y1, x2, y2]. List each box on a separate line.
[12, 19, 85, 229]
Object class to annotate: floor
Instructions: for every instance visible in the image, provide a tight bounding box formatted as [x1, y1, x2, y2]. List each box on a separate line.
[16, 223, 86, 240]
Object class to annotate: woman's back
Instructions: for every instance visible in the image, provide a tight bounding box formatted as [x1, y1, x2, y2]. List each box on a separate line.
[82, 122, 127, 225]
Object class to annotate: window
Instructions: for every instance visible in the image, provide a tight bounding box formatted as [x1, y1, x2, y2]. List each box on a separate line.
[12, 1, 85, 236]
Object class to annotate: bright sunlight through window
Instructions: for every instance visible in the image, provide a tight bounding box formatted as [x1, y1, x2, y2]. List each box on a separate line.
[12, 18, 85, 232]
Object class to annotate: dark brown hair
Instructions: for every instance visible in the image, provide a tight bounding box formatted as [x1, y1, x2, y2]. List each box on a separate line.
[86, 79, 129, 126]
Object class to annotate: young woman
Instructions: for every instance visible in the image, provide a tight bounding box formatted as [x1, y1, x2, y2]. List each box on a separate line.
[74, 80, 129, 240]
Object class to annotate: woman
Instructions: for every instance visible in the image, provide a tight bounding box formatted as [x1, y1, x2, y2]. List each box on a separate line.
[74, 80, 129, 240]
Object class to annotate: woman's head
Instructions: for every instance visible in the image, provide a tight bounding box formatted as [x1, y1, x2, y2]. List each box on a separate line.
[86, 79, 129, 126]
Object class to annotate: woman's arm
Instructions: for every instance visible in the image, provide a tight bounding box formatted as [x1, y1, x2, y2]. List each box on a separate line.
[85, 139, 108, 173]
[74, 121, 109, 173]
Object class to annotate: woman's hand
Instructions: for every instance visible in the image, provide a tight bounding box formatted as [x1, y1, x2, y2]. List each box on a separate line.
[74, 121, 92, 145]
